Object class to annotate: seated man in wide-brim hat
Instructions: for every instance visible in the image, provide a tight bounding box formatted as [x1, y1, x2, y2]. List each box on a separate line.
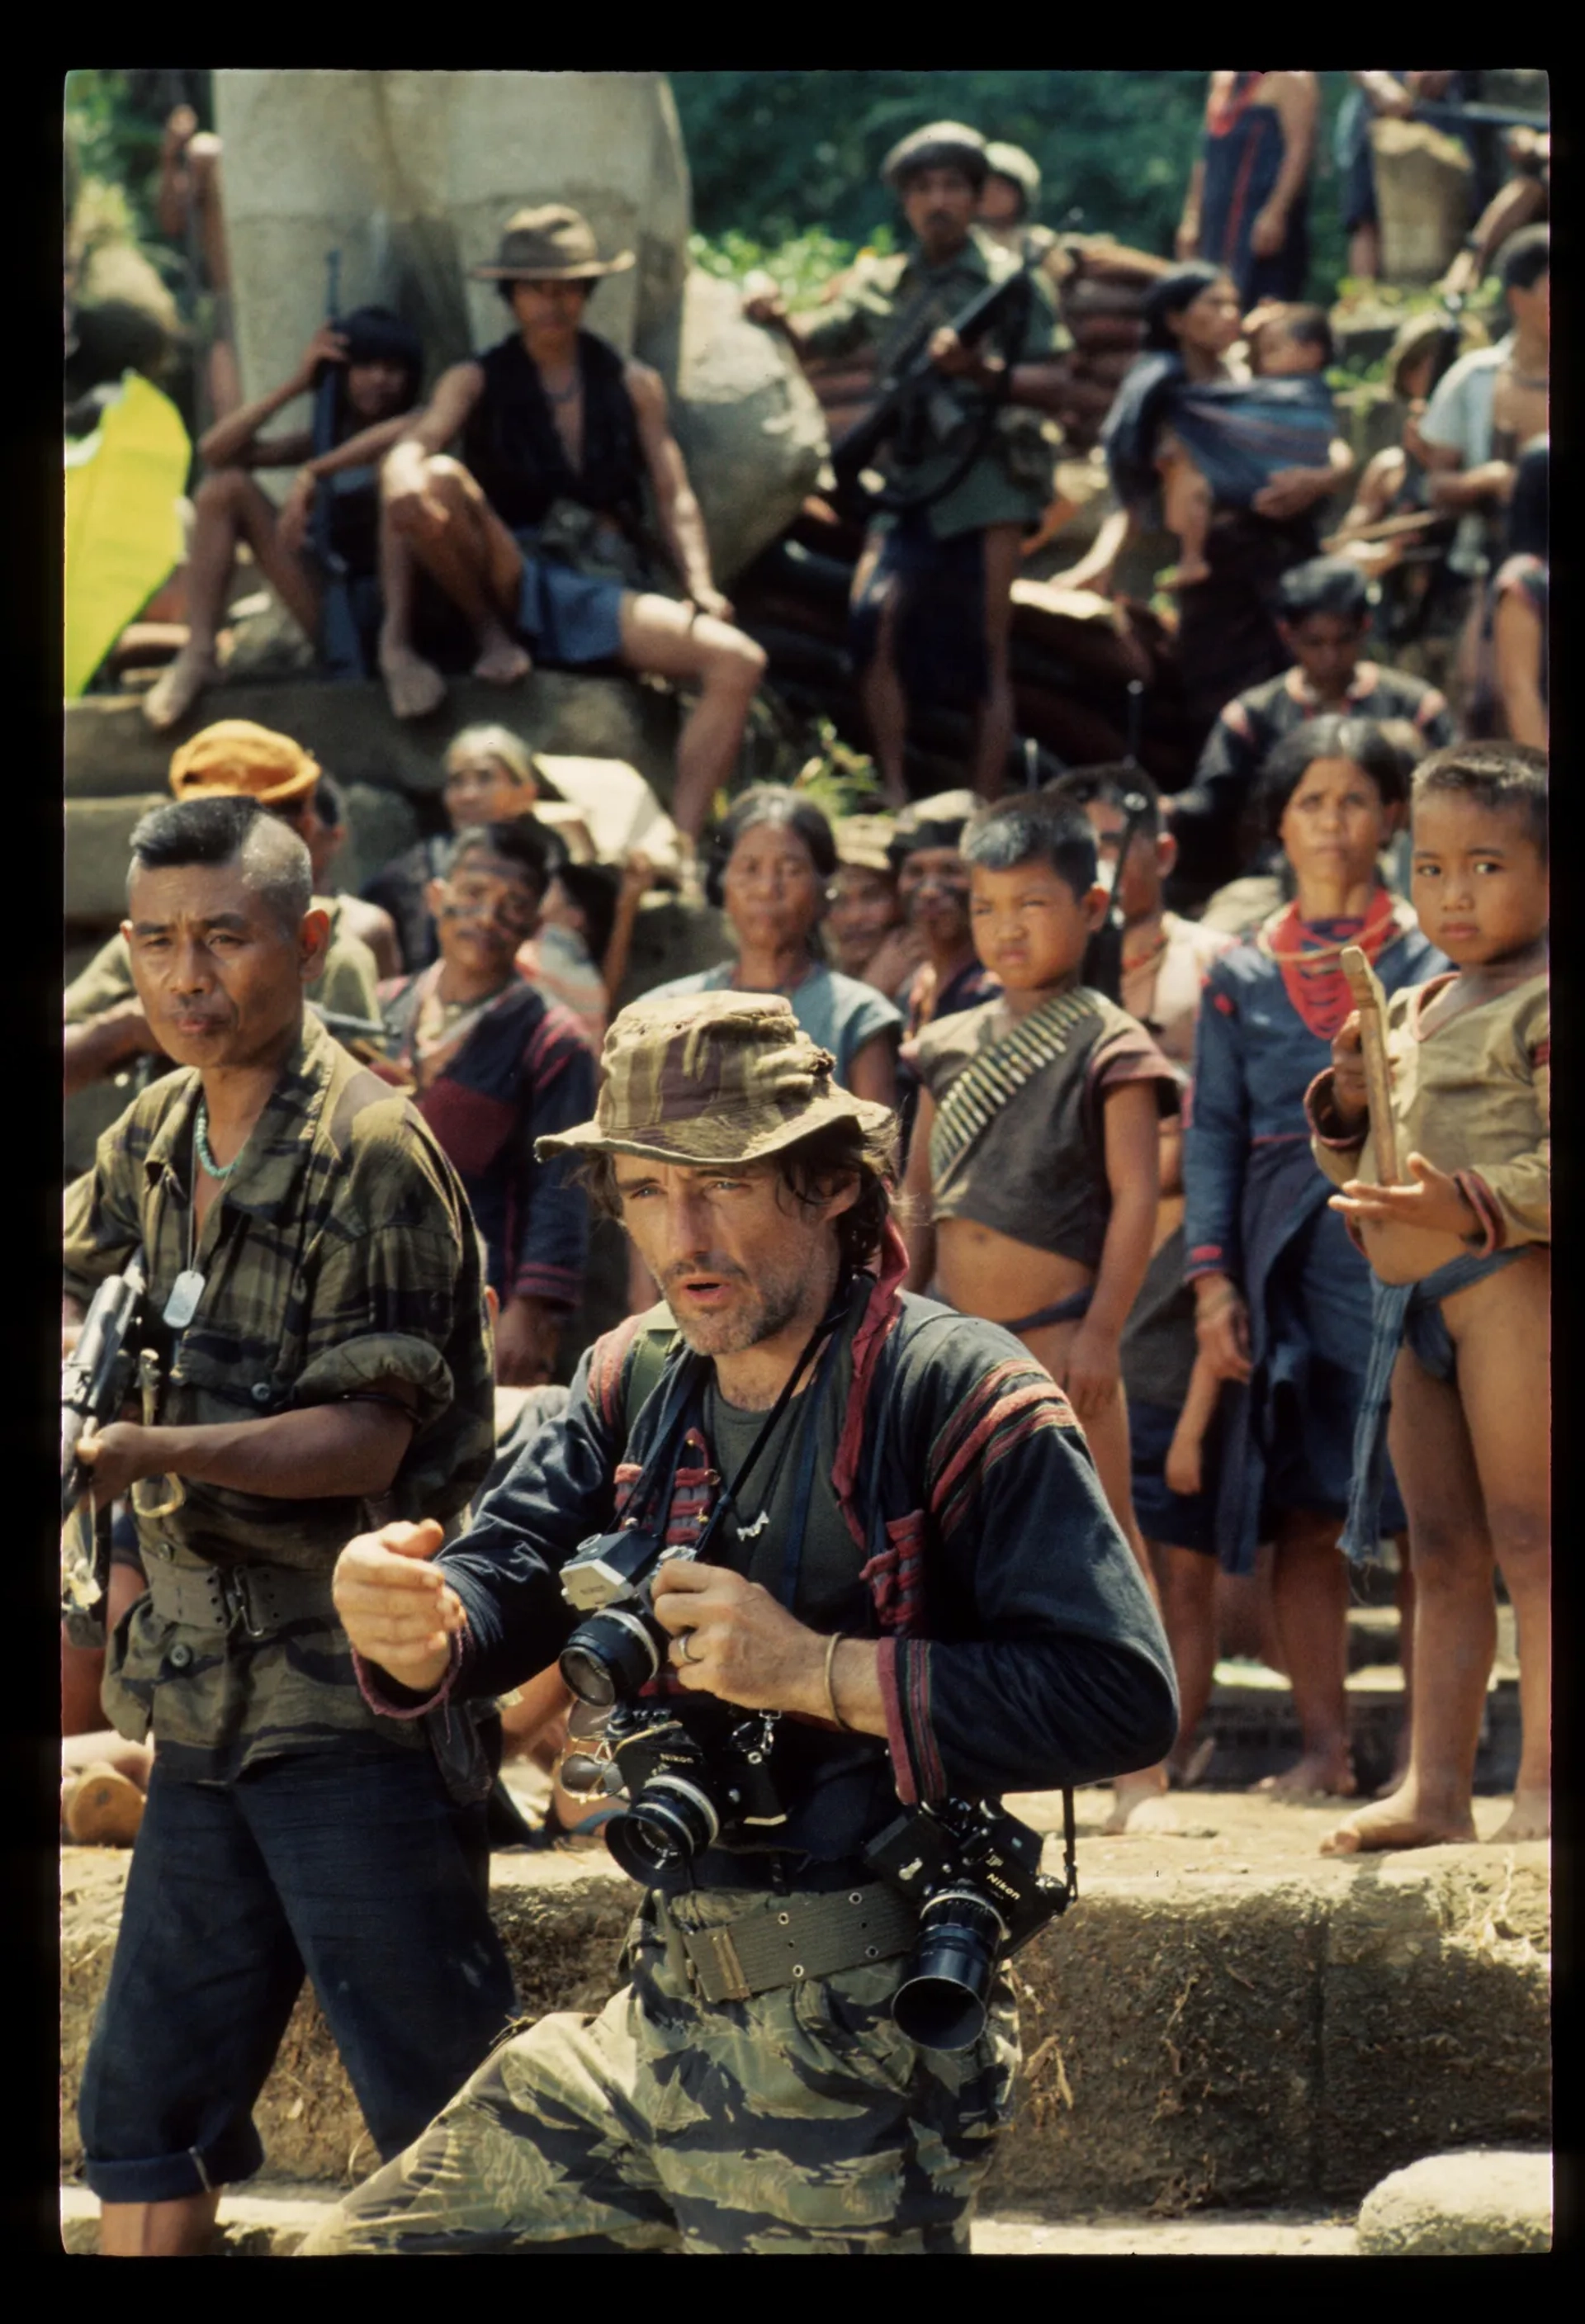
[376, 204, 766, 848]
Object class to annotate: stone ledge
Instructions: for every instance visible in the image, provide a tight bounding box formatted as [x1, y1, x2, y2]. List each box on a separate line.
[60, 1796, 1550, 2214]
[65, 674, 683, 805]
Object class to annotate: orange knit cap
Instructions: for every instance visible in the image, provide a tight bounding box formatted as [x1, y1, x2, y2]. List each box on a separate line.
[167, 720, 320, 806]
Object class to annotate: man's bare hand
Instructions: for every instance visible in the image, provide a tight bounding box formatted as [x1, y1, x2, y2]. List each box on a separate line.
[1252, 466, 1332, 520]
[1327, 1012, 1370, 1128]
[277, 472, 316, 556]
[332, 1519, 466, 1691]
[1175, 218, 1201, 262]
[1194, 1276, 1252, 1384]
[74, 1422, 162, 1506]
[1060, 1320, 1123, 1423]
[1249, 202, 1288, 258]
[295, 326, 348, 392]
[651, 1561, 823, 1714]
[688, 586, 736, 624]
[1328, 1152, 1478, 1239]
[929, 327, 1003, 386]
[742, 289, 789, 329]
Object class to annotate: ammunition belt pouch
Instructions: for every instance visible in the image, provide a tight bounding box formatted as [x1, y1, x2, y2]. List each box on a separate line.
[651, 1881, 919, 2005]
[142, 1554, 338, 1641]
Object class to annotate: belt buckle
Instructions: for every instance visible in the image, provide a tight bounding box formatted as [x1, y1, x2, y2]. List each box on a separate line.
[221, 1568, 272, 1641]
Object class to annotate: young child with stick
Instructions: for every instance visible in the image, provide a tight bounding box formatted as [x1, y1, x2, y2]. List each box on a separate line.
[1307, 742, 1550, 1849]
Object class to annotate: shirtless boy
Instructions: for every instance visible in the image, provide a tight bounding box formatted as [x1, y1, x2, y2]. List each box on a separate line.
[1050, 768, 1236, 1782]
[902, 797, 1180, 1828]
[1308, 743, 1550, 1850]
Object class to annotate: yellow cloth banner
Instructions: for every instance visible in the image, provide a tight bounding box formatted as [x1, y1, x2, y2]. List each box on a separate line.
[64, 373, 190, 699]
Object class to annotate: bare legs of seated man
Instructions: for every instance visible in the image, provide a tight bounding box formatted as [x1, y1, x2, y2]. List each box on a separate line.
[144, 470, 324, 731]
[376, 453, 764, 841]
[854, 521, 1022, 812]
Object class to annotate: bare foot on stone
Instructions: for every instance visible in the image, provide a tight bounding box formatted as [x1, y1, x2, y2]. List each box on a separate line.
[1319, 1782, 1476, 1856]
[1490, 1786, 1550, 1842]
[380, 640, 448, 721]
[1251, 1750, 1357, 1803]
[143, 647, 220, 732]
[472, 627, 532, 688]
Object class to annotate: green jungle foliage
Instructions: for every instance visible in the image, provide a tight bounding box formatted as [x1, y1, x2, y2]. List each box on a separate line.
[673, 69, 1357, 305]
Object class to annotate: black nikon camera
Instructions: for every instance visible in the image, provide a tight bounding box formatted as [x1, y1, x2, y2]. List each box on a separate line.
[557, 1528, 789, 1884]
[558, 1524, 679, 1708]
[581, 1702, 787, 1887]
[865, 1797, 1071, 2051]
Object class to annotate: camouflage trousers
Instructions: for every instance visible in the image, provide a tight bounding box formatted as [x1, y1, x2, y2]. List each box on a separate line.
[297, 1884, 1020, 2255]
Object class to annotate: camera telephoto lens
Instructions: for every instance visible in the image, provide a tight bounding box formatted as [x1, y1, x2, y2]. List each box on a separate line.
[603, 1775, 721, 1881]
[559, 1606, 665, 1707]
[892, 1889, 1005, 2052]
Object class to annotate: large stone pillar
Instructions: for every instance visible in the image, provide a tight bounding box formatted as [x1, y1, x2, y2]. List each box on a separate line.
[213, 70, 690, 407]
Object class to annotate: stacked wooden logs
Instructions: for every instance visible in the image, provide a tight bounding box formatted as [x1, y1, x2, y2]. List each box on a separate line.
[735, 234, 1196, 798]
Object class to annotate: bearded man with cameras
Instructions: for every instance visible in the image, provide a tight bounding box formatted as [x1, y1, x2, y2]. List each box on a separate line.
[305, 990, 1176, 2257]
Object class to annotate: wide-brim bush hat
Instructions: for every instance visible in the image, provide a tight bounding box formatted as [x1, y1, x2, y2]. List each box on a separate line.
[471, 205, 636, 282]
[881, 122, 989, 194]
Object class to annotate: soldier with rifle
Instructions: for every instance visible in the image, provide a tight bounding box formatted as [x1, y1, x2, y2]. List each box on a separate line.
[745, 121, 1069, 809]
[62, 790, 515, 2256]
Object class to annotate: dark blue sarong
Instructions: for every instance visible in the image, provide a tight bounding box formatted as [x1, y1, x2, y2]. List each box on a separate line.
[1214, 1136, 1405, 1574]
[1340, 1245, 1532, 1562]
[513, 533, 627, 665]
[849, 513, 989, 711]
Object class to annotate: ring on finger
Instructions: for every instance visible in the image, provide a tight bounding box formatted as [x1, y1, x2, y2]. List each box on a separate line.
[679, 1631, 703, 1665]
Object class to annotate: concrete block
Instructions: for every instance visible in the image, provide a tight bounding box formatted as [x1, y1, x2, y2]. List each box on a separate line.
[65, 675, 684, 811]
[64, 796, 167, 922]
[60, 1834, 1550, 2213]
[1356, 2148, 1551, 2255]
[213, 73, 690, 409]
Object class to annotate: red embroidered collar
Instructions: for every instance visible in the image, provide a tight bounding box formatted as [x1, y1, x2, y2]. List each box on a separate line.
[1258, 887, 1404, 1040]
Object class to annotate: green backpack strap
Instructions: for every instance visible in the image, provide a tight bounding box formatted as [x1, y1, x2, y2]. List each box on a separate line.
[622, 1320, 686, 1439]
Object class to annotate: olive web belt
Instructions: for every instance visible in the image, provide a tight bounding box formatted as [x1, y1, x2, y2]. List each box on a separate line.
[927, 987, 1101, 1187]
[656, 1882, 920, 2004]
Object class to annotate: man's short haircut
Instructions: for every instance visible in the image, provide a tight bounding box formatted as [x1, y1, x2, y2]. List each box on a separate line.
[1499, 224, 1550, 295]
[1275, 556, 1371, 626]
[961, 795, 1100, 900]
[1412, 741, 1548, 862]
[444, 724, 537, 788]
[1255, 717, 1409, 841]
[313, 774, 344, 828]
[1261, 303, 1334, 365]
[442, 816, 556, 901]
[576, 1114, 898, 1279]
[704, 787, 838, 909]
[126, 795, 313, 930]
[1043, 764, 1162, 840]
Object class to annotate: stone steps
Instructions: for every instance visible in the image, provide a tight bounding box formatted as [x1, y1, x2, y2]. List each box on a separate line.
[57, 2181, 1365, 2255]
[60, 1797, 1550, 2221]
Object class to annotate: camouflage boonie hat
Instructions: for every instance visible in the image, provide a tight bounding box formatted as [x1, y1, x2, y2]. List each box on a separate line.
[881, 121, 988, 193]
[536, 992, 892, 1167]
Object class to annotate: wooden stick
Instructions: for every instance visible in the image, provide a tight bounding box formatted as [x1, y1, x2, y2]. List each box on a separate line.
[1341, 944, 1401, 1184]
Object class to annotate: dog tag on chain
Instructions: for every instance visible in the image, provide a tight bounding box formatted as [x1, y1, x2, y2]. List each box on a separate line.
[163, 1270, 206, 1331]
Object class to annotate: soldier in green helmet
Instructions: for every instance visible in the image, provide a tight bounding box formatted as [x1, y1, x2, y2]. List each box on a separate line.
[745, 124, 1070, 812]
